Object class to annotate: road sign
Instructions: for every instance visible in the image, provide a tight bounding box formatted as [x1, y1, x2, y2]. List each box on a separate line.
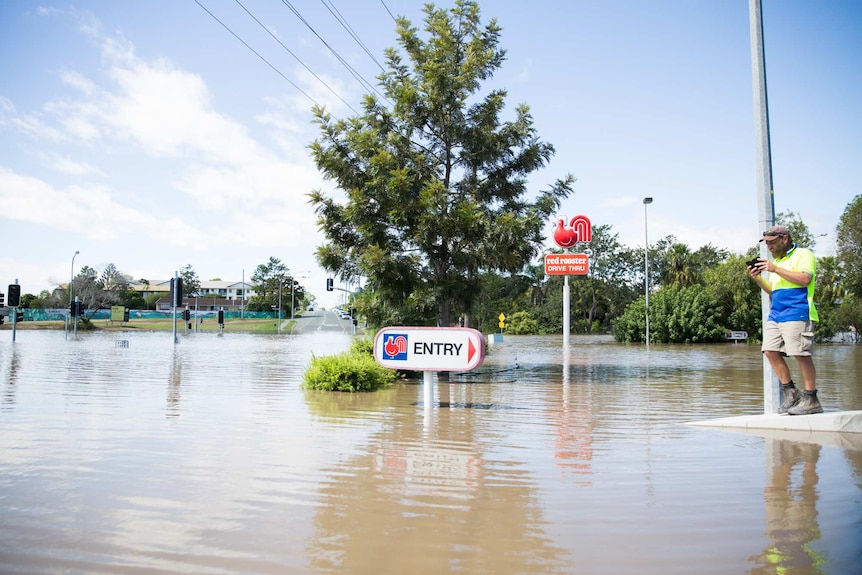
[544, 253, 589, 275]
[374, 327, 485, 371]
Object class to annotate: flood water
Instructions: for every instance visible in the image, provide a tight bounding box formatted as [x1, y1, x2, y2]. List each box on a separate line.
[1, 330, 861, 574]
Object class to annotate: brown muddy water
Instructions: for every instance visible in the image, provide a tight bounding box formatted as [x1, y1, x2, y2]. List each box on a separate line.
[1, 331, 860, 574]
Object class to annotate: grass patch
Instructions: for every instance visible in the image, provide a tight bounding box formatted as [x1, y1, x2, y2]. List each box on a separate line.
[3, 318, 296, 333]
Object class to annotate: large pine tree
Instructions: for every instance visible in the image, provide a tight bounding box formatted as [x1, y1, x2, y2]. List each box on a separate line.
[309, 0, 573, 328]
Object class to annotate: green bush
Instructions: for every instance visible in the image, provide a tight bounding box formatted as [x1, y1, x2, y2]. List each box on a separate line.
[302, 346, 397, 392]
[349, 337, 375, 356]
[506, 310, 539, 334]
[613, 285, 725, 344]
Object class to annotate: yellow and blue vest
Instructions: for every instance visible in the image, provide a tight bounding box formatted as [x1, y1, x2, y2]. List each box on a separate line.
[768, 245, 818, 323]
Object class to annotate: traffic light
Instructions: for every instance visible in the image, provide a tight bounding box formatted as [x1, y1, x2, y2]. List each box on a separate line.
[0, 292, 4, 307]
[70, 301, 77, 318]
[7, 284, 20, 307]
[182, 309, 191, 322]
[326, 278, 333, 291]
[15, 311, 23, 322]
[217, 309, 225, 324]
[76, 301, 85, 317]
[171, 277, 183, 307]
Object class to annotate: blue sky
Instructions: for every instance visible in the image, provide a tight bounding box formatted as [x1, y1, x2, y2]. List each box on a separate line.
[1, 0, 859, 307]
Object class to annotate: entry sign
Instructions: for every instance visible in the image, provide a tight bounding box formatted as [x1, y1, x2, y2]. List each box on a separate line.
[544, 253, 589, 275]
[374, 327, 485, 372]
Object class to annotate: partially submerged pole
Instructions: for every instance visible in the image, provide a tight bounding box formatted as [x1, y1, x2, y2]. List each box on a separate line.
[749, 0, 779, 413]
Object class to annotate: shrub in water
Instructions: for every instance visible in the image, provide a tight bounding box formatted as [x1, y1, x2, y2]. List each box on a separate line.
[302, 347, 397, 392]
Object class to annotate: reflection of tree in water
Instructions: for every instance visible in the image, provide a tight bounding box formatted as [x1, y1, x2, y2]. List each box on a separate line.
[750, 440, 826, 574]
[306, 394, 571, 574]
[1, 346, 21, 409]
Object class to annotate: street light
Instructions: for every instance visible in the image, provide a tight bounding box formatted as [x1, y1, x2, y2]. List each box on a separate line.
[290, 273, 310, 320]
[66, 250, 79, 340]
[277, 278, 287, 334]
[643, 198, 653, 349]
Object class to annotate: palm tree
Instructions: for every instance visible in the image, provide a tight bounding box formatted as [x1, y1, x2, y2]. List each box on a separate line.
[663, 243, 701, 287]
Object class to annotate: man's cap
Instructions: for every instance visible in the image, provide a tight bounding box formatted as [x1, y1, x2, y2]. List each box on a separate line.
[759, 225, 789, 242]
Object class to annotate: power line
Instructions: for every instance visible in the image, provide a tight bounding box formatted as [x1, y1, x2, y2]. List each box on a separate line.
[193, 0, 323, 109]
[319, 0, 385, 72]
[379, 0, 396, 22]
[232, 0, 359, 115]
[280, 0, 389, 104]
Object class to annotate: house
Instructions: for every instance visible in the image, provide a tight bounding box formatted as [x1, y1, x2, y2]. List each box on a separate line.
[132, 280, 256, 313]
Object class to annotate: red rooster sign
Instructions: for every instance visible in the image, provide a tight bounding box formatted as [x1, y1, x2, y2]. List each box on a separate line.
[553, 215, 592, 248]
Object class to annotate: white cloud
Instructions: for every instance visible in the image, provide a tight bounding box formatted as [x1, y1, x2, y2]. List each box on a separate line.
[45, 153, 105, 177]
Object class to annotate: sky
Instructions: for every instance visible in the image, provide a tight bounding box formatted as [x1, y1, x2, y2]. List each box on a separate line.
[1, 0, 860, 308]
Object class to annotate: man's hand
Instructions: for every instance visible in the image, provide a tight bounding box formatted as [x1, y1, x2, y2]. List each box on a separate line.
[747, 258, 765, 277]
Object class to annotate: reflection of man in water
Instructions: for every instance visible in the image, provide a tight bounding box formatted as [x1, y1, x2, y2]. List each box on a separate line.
[750, 440, 826, 574]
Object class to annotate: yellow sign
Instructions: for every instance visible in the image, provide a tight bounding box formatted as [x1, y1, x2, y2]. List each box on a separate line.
[110, 306, 125, 322]
[498, 321, 505, 328]
[498, 313, 506, 322]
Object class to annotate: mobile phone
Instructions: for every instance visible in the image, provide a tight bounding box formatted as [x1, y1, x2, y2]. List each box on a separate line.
[746, 258, 762, 268]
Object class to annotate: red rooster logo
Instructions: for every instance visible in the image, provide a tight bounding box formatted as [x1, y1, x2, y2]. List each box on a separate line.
[554, 218, 578, 248]
[553, 215, 592, 248]
[384, 335, 407, 357]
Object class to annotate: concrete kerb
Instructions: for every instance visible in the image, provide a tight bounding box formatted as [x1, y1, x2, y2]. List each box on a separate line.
[685, 410, 862, 450]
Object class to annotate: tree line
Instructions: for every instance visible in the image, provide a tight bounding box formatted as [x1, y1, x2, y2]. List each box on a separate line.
[17, 259, 312, 321]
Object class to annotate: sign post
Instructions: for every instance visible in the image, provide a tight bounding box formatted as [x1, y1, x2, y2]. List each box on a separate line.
[551, 215, 592, 346]
[374, 327, 486, 410]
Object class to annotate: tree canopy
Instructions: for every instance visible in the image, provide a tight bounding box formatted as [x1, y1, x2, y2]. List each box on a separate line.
[308, 0, 574, 327]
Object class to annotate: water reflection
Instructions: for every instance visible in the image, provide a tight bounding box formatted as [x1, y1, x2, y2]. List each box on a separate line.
[0, 332, 860, 574]
[751, 439, 824, 574]
[308, 386, 571, 574]
[1, 345, 20, 409]
[168, 350, 182, 418]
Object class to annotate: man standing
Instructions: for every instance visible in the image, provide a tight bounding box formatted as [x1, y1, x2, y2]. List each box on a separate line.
[748, 225, 822, 415]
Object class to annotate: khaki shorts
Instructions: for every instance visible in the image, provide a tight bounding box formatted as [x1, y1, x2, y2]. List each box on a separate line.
[761, 320, 815, 356]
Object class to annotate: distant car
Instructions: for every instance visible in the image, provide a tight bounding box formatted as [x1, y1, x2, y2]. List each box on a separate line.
[308, 306, 314, 311]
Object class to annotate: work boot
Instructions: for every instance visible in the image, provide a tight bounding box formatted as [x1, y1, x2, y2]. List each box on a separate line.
[777, 382, 801, 414]
[787, 389, 823, 416]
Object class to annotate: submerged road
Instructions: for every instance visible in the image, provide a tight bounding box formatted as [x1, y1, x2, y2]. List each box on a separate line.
[289, 308, 361, 335]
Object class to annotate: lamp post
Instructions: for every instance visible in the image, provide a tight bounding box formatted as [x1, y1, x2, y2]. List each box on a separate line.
[278, 279, 283, 334]
[643, 198, 653, 350]
[290, 273, 310, 320]
[66, 250, 79, 340]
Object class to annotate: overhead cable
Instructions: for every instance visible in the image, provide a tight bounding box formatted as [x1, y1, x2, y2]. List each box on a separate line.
[193, 0, 323, 110]
[232, 0, 359, 115]
[319, 0, 385, 72]
[280, 0, 390, 105]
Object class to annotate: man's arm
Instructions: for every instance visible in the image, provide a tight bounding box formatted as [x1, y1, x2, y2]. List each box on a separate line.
[763, 262, 813, 287]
